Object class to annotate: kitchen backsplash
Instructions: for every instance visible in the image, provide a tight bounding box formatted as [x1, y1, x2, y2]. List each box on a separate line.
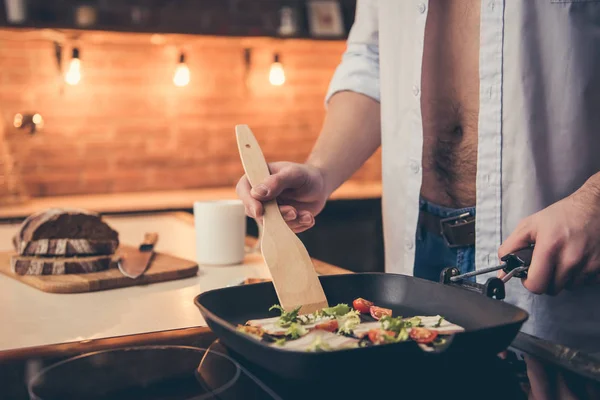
[0, 28, 381, 198]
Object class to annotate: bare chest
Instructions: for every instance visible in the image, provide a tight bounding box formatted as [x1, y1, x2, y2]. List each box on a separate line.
[420, 0, 481, 208]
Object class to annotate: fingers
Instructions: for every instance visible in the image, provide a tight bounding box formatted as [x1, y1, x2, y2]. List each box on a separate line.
[551, 247, 584, 295]
[551, 264, 575, 295]
[279, 205, 297, 221]
[250, 165, 308, 202]
[277, 209, 315, 233]
[251, 206, 315, 233]
[498, 218, 535, 259]
[523, 240, 558, 295]
[236, 175, 264, 218]
[237, 162, 317, 234]
[497, 216, 560, 294]
[288, 211, 316, 233]
[497, 218, 536, 279]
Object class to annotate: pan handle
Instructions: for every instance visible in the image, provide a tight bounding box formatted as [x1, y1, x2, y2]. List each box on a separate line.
[500, 244, 534, 279]
[440, 267, 506, 300]
[440, 245, 536, 299]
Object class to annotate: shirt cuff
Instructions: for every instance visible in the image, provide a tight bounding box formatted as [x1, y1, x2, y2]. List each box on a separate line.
[324, 46, 381, 107]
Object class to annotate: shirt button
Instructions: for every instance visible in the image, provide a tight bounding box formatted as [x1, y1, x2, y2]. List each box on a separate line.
[417, 3, 426, 14]
[410, 160, 420, 173]
[412, 85, 420, 97]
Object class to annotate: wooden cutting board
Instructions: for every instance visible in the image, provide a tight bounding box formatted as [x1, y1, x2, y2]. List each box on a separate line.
[0, 245, 198, 294]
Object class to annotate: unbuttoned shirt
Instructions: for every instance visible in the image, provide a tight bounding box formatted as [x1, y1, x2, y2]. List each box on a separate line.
[325, 0, 600, 353]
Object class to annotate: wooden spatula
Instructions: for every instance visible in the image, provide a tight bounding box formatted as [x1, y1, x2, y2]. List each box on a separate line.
[235, 124, 329, 314]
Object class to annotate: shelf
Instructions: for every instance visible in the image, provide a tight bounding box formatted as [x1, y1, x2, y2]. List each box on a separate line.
[0, 0, 355, 42]
[0, 22, 348, 41]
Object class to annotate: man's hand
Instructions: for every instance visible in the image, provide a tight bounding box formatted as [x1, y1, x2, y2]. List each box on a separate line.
[235, 91, 381, 235]
[235, 161, 329, 233]
[498, 180, 600, 295]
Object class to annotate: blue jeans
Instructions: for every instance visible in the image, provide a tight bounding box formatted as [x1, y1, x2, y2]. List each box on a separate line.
[413, 197, 477, 282]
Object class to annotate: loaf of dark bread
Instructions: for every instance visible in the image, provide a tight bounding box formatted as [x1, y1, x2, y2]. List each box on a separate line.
[10, 254, 117, 276]
[16, 239, 118, 257]
[13, 208, 119, 256]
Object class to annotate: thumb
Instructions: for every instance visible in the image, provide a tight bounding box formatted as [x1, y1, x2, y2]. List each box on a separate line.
[250, 166, 308, 201]
[497, 218, 536, 279]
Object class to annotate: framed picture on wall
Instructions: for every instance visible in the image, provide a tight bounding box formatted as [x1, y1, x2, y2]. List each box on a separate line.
[306, 0, 345, 38]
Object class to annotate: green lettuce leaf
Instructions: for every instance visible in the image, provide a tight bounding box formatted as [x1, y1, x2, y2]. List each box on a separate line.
[336, 310, 361, 335]
[381, 326, 409, 343]
[404, 316, 422, 328]
[396, 326, 409, 342]
[306, 335, 332, 352]
[380, 315, 406, 333]
[285, 323, 308, 339]
[269, 304, 301, 327]
[320, 303, 351, 317]
[378, 316, 411, 342]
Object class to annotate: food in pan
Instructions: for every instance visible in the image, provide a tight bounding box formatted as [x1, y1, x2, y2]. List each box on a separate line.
[237, 297, 464, 352]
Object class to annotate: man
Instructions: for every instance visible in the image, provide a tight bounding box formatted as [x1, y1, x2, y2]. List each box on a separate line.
[236, 1, 600, 354]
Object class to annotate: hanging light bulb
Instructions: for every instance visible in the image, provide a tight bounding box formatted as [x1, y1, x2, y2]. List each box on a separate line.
[173, 52, 190, 87]
[13, 113, 23, 128]
[269, 53, 285, 86]
[65, 47, 81, 85]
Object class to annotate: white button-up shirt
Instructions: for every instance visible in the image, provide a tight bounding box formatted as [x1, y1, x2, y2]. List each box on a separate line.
[325, 0, 600, 353]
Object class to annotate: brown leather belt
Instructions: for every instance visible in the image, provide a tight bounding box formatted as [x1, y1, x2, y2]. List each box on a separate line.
[418, 210, 476, 248]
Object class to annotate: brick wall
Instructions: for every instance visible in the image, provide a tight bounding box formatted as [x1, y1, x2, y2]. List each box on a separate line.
[0, 29, 381, 197]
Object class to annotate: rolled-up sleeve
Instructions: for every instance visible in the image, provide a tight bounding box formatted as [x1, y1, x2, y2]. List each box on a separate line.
[325, 0, 380, 106]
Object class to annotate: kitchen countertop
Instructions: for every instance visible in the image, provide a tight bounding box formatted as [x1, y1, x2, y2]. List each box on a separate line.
[0, 181, 382, 220]
[0, 212, 350, 358]
[1, 214, 599, 399]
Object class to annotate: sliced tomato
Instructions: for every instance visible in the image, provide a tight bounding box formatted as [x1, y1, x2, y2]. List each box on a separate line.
[367, 329, 396, 345]
[409, 327, 438, 344]
[315, 319, 338, 332]
[352, 298, 374, 314]
[369, 306, 392, 320]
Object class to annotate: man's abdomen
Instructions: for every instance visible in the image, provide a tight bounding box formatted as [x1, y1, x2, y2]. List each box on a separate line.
[419, 0, 481, 209]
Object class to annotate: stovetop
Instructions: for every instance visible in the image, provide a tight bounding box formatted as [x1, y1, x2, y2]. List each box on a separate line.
[4, 333, 599, 400]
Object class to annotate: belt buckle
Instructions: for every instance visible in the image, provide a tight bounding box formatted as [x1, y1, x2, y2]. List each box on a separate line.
[439, 212, 473, 248]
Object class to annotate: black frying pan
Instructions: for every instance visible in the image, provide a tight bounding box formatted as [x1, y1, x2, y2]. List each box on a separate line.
[194, 272, 528, 381]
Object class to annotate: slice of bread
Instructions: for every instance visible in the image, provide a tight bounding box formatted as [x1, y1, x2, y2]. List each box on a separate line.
[13, 208, 119, 257]
[16, 238, 118, 257]
[10, 254, 118, 276]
